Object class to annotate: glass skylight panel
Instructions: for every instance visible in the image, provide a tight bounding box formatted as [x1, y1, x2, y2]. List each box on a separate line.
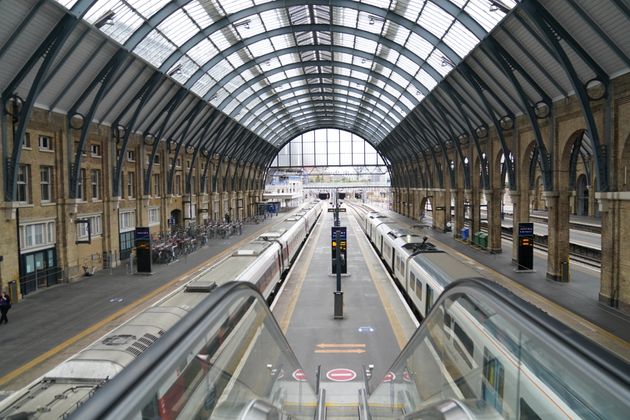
[133, 31, 176, 67]
[220, 0, 254, 15]
[444, 20, 480, 58]
[396, 54, 420, 75]
[184, 2, 216, 28]
[313, 5, 331, 24]
[208, 60, 234, 81]
[278, 54, 299, 66]
[354, 56, 372, 69]
[158, 10, 198, 47]
[223, 75, 245, 94]
[259, 9, 288, 31]
[188, 39, 219, 66]
[169, 56, 199, 83]
[270, 34, 294, 50]
[383, 83, 402, 98]
[236, 88, 256, 104]
[405, 32, 435, 61]
[85, 2, 143, 45]
[334, 52, 354, 64]
[191, 74, 215, 97]
[248, 39, 275, 57]
[399, 95, 416, 111]
[427, 50, 452, 76]
[335, 67, 351, 77]
[355, 38, 378, 55]
[266, 72, 286, 85]
[239, 67, 259, 82]
[288, 5, 311, 25]
[210, 28, 236, 51]
[224, 101, 239, 115]
[417, 68, 438, 90]
[316, 32, 332, 46]
[129, 0, 170, 19]
[337, 33, 356, 49]
[383, 21, 411, 46]
[389, 69, 410, 89]
[396, 0, 425, 23]
[55, 0, 77, 8]
[465, 0, 515, 32]
[284, 68, 302, 79]
[418, 1, 454, 39]
[351, 71, 369, 82]
[264, 57, 283, 71]
[357, 11, 385, 34]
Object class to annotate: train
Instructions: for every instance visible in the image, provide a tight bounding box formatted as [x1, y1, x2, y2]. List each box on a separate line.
[357, 208, 481, 319]
[353, 203, 629, 419]
[0, 200, 323, 419]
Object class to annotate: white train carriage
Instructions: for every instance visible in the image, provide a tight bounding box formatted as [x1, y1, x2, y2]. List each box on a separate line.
[0, 201, 323, 419]
[439, 295, 598, 419]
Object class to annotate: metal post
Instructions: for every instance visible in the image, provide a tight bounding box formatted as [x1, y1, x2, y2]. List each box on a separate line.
[334, 229, 343, 319]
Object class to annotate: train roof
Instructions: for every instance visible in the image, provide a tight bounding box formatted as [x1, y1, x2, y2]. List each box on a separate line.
[411, 252, 481, 288]
[186, 241, 273, 292]
[387, 228, 421, 239]
[257, 229, 288, 240]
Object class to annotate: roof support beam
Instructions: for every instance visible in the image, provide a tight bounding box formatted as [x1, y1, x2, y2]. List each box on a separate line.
[522, 0, 609, 192]
[2, 14, 78, 201]
[112, 72, 164, 197]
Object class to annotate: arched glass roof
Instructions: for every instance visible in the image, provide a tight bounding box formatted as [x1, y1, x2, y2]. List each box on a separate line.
[54, 0, 516, 146]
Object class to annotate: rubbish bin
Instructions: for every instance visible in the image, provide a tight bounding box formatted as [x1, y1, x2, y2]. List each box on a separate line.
[473, 232, 481, 246]
[478, 233, 488, 249]
[461, 228, 469, 241]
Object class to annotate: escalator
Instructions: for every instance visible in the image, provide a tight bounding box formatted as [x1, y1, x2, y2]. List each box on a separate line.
[71, 279, 630, 419]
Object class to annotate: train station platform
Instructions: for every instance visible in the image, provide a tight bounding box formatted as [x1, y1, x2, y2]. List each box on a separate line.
[272, 204, 417, 400]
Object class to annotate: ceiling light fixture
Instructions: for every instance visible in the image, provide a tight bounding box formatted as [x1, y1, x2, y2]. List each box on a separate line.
[94, 10, 115, 29]
[489, 0, 511, 13]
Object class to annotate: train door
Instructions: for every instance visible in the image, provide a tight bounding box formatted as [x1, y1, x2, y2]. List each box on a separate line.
[482, 348, 505, 414]
[425, 284, 434, 315]
[391, 250, 396, 276]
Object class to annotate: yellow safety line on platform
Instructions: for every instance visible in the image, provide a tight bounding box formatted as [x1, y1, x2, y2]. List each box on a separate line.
[276, 214, 325, 333]
[0, 220, 282, 387]
[349, 214, 409, 350]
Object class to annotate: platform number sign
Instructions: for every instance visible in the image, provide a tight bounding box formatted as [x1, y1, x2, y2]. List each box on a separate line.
[331, 226, 347, 274]
[517, 223, 534, 271]
[135, 227, 152, 273]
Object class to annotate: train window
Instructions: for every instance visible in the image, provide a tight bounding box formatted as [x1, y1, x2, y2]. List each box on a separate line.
[454, 323, 474, 356]
[415, 278, 422, 300]
[425, 285, 434, 314]
[482, 348, 505, 412]
[409, 273, 415, 291]
[444, 311, 452, 329]
[519, 398, 541, 420]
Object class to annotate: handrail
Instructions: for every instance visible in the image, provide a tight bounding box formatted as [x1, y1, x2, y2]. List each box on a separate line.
[367, 277, 630, 419]
[375, 277, 630, 390]
[316, 388, 326, 420]
[70, 281, 315, 419]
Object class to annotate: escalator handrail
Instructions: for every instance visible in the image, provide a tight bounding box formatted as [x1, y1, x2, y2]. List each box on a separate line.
[375, 277, 630, 390]
[70, 281, 312, 419]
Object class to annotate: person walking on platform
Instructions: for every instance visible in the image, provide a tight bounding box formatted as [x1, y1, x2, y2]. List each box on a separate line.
[0, 292, 11, 324]
[224, 212, 231, 223]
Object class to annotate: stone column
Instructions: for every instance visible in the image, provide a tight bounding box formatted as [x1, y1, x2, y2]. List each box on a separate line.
[485, 189, 502, 253]
[543, 191, 571, 281]
[470, 189, 481, 237]
[431, 189, 447, 232]
[453, 189, 465, 238]
[596, 192, 630, 312]
[509, 191, 530, 265]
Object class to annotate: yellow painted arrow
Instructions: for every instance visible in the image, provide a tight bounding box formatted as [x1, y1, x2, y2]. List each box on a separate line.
[316, 343, 366, 348]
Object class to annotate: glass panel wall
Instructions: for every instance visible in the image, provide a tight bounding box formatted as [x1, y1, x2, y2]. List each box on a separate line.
[270, 129, 385, 168]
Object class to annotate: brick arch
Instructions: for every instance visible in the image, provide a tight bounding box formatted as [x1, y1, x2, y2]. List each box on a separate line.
[560, 129, 589, 192]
